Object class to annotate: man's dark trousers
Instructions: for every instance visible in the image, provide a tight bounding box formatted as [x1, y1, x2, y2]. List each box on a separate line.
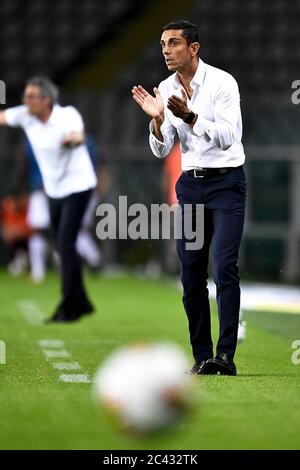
[176, 166, 246, 363]
[49, 189, 93, 317]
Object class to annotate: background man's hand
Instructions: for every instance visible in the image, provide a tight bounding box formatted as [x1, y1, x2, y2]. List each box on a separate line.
[62, 131, 84, 147]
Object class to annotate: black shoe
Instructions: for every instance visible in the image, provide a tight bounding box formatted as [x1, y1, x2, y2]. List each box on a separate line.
[45, 309, 83, 323]
[69, 302, 95, 320]
[203, 353, 237, 376]
[45, 310, 70, 323]
[82, 301, 94, 316]
[187, 360, 212, 375]
[46, 301, 95, 323]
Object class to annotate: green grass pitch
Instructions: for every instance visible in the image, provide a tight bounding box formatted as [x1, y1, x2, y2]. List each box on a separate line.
[0, 270, 299, 450]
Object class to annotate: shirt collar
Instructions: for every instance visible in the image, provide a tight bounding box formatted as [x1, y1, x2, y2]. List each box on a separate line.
[191, 59, 206, 87]
[173, 59, 206, 89]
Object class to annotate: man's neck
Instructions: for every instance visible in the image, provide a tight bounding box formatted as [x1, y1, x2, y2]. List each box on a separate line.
[36, 107, 53, 123]
[176, 58, 199, 87]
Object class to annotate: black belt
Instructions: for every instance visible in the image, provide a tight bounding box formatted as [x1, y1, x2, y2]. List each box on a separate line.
[183, 166, 239, 178]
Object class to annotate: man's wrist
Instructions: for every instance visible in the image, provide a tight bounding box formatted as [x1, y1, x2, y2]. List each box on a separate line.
[153, 114, 164, 126]
[152, 115, 164, 141]
[183, 111, 197, 124]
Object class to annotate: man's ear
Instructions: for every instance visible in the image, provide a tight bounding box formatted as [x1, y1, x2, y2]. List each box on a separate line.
[190, 42, 200, 57]
[45, 96, 52, 107]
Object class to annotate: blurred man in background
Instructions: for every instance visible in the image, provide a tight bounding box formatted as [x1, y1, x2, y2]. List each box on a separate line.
[132, 20, 246, 375]
[24, 134, 103, 282]
[0, 76, 97, 322]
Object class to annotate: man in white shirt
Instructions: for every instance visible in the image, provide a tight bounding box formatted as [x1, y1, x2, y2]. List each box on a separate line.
[0, 76, 97, 322]
[132, 20, 246, 375]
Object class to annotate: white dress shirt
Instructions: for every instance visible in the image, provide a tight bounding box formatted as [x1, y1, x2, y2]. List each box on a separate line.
[4, 104, 97, 198]
[149, 59, 245, 169]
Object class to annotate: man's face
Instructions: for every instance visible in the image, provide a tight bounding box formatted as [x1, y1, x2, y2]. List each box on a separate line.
[160, 29, 195, 72]
[22, 85, 50, 115]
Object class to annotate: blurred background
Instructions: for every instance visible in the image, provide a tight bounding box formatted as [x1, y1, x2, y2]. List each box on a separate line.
[0, 0, 299, 283]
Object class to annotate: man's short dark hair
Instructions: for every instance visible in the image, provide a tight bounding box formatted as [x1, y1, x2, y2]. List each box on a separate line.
[162, 20, 200, 46]
[26, 76, 59, 105]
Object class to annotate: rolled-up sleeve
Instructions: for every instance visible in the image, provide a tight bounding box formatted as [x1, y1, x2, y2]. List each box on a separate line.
[4, 105, 27, 127]
[149, 115, 176, 159]
[192, 76, 242, 151]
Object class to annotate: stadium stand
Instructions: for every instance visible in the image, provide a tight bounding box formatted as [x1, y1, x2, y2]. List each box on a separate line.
[1, 0, 300, 279]
[0, 0, 152, 101]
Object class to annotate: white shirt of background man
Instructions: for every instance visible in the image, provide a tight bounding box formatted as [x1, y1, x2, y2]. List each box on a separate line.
[4, 104, 97, 198]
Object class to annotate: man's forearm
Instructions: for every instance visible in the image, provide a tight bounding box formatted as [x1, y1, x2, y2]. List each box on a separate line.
[152, 116, 164, 142]
[70, 131, 85, 145]
[62, 131, 85, 147]
[0, 111, 7, 126]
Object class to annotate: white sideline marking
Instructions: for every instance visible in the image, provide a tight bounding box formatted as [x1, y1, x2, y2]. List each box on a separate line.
[18, 300, 37, 308]
[52, 362, 81, 370]
[36, 337, 90, 383]
[23, 311, 42, 326]
[38, 340, 64, 348]
[59, 374, 90, 383]
[17, 300, 44, 325]
[17, 297, 91, 384]
[43, 349, 71, 359]
[0, 340, 6, 365]
[207, 280, 300, 315]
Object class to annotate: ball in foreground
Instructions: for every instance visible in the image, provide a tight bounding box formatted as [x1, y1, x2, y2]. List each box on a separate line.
[94, 342, 191, 434]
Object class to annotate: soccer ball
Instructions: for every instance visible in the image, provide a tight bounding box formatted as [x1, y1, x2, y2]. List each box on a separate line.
[93, 342, 191, 434]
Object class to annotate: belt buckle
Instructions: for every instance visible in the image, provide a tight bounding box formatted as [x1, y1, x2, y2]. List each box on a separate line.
[194, 168, 205, 178]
